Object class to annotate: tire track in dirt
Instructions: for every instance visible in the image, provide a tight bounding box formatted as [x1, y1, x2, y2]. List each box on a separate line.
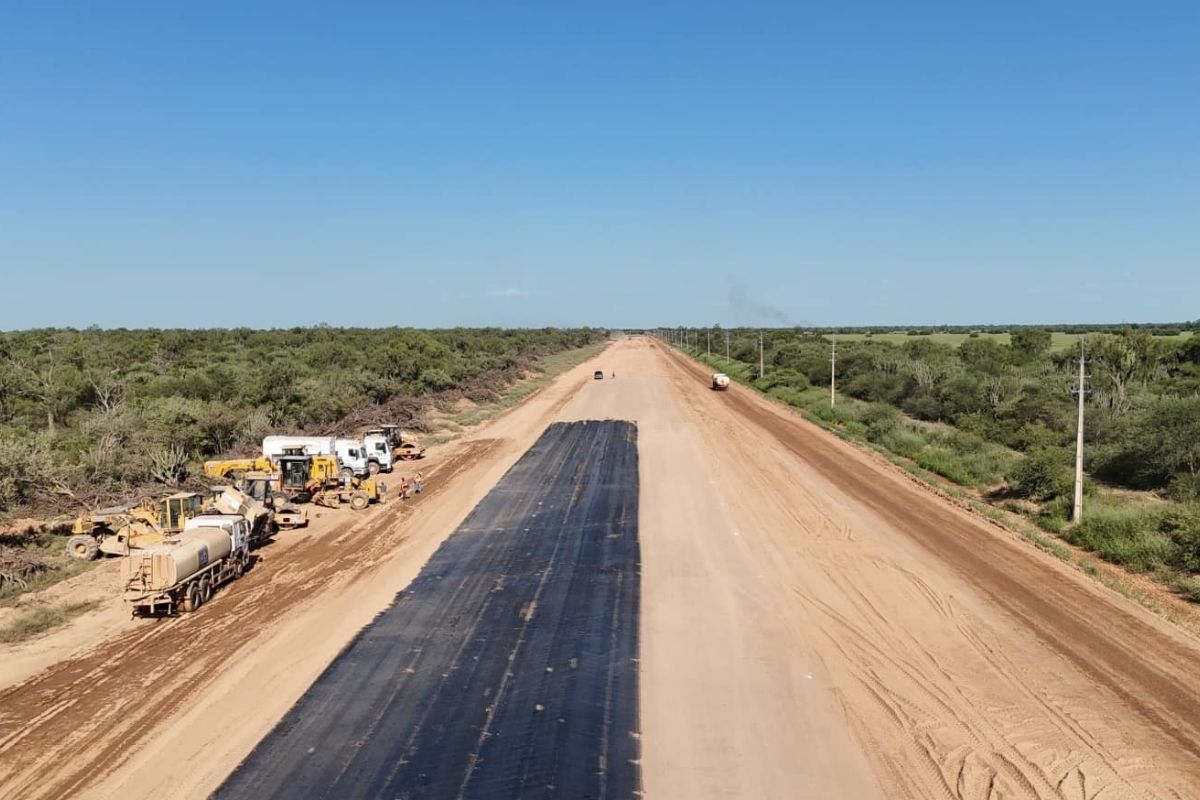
[657, 343, 1200, 799]
[0, 440, 498, 800]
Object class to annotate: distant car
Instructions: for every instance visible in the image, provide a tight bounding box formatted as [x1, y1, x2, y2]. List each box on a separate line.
[593, 370, 604, 380]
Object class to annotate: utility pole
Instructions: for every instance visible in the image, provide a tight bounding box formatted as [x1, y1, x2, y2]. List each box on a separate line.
[830, 335, 837, 407]
[706, 330, 711, 357]
[759, 331, 764, 379]
[725, 332, 730, 363]
[1072, 344, 1087, 524]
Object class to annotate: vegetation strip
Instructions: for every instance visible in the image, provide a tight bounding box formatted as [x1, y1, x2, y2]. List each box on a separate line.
[670, 329, 1200, 610]
[0, 333, 608, 608]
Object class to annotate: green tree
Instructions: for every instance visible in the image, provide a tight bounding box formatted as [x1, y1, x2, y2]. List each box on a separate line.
[1010, 329, 1052, 360]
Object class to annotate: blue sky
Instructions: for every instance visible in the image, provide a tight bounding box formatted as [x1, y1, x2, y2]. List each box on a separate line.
[1, 2, 1197, 329]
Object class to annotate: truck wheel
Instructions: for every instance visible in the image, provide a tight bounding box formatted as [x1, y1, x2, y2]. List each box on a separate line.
[199, 576, 213, 605]
[367, 461, 380, 475]
[349, 491, 370, 510]
[182, 583, 200, 613]
[340, 467, 354, 480]
[271, 491, 290, 506]
[65, 535, 99, 561]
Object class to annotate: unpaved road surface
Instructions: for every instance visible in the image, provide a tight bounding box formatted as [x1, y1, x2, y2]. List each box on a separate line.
[2, 337, 1200, 799]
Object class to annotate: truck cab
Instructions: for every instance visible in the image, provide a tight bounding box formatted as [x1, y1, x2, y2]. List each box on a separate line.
[333, 439, 370, 477]
[362, 432, 395, 474]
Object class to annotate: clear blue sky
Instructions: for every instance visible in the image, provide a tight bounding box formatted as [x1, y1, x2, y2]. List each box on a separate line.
[1, 2, 1197, 329]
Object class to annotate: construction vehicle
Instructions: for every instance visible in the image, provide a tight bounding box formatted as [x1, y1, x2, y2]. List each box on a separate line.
[66, 483, 281, 560]
[361, 431, 395, 473]
[122, 515, 251, 615]
[367, 424, 425, 461]
[67, 492, 207, 560]
[262, 436, 369, 478]
[711, 373, 731, 391]
[206, 484, 278, 545]
[203, 456, 275, 481]
[205, 450, 341, 499]
[311, 473, 386, 511]
[235, 473, 309, 529]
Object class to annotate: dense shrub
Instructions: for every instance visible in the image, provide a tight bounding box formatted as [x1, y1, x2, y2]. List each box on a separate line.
[1009, 447, 1074, 500]
[0, 327, 604, 513]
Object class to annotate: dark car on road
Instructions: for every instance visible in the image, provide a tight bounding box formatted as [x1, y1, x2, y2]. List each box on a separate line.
[593, 370, 604, 380]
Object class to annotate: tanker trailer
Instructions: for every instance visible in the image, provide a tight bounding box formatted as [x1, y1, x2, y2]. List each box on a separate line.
[122, 515, 250, 616]
[711, 372, 731, 390]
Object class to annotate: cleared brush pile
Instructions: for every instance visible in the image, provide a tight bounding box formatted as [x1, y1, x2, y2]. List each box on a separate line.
[0, 548, 50, 591]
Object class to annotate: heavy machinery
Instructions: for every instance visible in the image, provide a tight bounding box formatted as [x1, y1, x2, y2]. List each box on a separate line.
[207, 484, 278, 545]
[311, 474, 386, 510]
[67, 484, 280, 560]
[205, 450, 341, 501]
[262, 436, 369, 478]
[67, 492, 207, 560]
[367, 424, 425, 461]
[202, 456, 275, 481]
[711, 372, 731, 391]
[236, 472, 309, 529]
[231, 447, 380, 513]
[123, 515, 251, 615]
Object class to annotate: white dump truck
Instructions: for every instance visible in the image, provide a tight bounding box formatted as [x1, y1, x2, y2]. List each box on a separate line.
[262, 435, 370, 478]
[122, 515, 251, 615]
[711, 372, 731, 390]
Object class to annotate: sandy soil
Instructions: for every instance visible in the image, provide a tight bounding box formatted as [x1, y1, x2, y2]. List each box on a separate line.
[647, 340, 1200, 799]
[2, 336, 1200, 799]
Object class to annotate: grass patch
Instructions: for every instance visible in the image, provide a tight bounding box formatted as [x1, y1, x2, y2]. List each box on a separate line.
[0, 599, 100, 644]
[1062, 502, 1178, 573]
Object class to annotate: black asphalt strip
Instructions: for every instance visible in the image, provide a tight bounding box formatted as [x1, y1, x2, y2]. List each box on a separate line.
[214, 420, 642, 800]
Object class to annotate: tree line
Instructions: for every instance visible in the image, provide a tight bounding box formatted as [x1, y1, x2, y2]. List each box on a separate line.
[702, 327, 1200, 503]
[0, 326, 604, 514]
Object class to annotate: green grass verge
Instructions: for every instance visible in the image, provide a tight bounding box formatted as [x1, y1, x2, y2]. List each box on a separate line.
[0, 599, 101, 644]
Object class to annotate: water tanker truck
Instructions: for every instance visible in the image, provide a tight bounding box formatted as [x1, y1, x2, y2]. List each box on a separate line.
[711, 373, 731, 390]
[122, 515, 250, 616]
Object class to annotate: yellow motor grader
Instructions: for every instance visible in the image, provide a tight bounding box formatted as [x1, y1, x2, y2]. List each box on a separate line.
[214, 448, 383, 513]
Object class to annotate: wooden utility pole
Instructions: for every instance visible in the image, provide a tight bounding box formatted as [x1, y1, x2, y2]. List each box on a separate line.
[830, 335, 837, 407]
[725, 332, 730, 362]
[1073, 345, 1087, 523]
[707, 330, 711, 357]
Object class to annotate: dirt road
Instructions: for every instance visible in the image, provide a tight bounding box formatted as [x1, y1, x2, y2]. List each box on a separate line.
[2, 336, 1199, 799]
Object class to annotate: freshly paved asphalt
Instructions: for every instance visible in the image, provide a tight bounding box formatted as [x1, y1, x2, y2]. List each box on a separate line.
[215, 420, 642, 800]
